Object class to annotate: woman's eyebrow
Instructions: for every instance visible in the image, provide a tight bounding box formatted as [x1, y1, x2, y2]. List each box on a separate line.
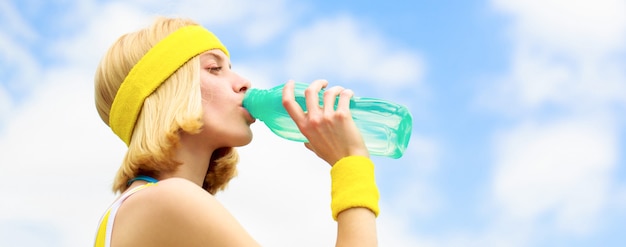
[203, 52, 222, 62]
[203, 51, 231, 68]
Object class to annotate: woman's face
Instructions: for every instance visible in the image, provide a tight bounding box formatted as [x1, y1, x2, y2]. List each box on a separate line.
[196, 49, 255, 148]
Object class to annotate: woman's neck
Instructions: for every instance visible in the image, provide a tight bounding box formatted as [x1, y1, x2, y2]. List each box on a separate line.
[163, 133, 215, 187]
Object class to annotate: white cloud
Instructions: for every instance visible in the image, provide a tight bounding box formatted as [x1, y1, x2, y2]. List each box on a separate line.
[0, 65, 123, 246]
[0, 17, 41, 112]
[150, 0, 253, 24]
[482, 0, 626, 115]
[0, 86, 11, 122]
[492, 0, 626, 57]
[217, 125, 337, 246]
[491, 117, 617, 234]
[223, 0, 302, 46]
[481, 49, 626, 114]
[49, 1, 152, 68]
[132, 0, 300, 47]
[0, 219, 64, 247]
[0, 1, 38, 41]
[383, 134, 442, 218]
[614, 185, 626, 210]
[478, 0, 626, 244]
[378, 214, 434, 247]
[285, 15, 424, 88]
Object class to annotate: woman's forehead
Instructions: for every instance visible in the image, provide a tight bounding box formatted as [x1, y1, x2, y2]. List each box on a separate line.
[200, 49, 228, 61]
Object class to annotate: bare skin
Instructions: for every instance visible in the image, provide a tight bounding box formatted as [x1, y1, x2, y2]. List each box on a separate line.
[283, 80, 377, 247]
[109, 50, 377, 246]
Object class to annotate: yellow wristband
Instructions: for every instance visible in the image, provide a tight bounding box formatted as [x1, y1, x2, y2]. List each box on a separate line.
[330, 156, 380, 221]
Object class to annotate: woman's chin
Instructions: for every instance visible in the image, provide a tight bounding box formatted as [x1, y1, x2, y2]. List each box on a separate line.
[233, 132, 254, 147]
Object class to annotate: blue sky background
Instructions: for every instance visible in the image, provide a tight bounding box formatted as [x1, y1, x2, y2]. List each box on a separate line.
[1, 0, 625, 246]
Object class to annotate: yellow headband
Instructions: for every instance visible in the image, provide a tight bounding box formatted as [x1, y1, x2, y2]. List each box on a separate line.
[109, 25, 229, 146]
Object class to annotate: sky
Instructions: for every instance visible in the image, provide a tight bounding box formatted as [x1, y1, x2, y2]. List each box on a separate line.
[1, 0, 625, 246]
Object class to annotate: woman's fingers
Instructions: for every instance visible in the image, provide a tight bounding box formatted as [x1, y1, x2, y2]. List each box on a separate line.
[284, 80, 351, 125]
[336, 89, 354, 113]
[288, 81, 367, 165]
[323, 86, 344, 116]
[282, 80, 306, 123]
[304, 80, 328, 116]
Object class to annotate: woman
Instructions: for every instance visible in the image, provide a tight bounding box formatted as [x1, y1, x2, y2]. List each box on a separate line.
[94, 16, 380, 247]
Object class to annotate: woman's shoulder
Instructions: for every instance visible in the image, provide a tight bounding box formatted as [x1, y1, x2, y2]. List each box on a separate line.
[150, 177, 209, 197]
[120, 177, 220, 219]
[124, 177, 213, 210]
[112, 178, 258, 246]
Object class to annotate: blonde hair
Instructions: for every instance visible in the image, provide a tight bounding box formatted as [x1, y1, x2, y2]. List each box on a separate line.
[94, 17, 238, 194]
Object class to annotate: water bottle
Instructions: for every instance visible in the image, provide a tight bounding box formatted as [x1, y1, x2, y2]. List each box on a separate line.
[243, 82, 412, 158]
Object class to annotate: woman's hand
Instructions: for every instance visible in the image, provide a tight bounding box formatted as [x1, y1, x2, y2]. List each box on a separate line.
[282, 80, 369, 165]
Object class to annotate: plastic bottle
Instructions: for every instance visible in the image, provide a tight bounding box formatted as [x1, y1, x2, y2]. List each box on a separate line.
[243, 82, 412, 158]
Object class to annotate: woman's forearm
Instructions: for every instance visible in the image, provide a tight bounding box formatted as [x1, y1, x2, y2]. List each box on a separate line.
[336, 207, 378, 247]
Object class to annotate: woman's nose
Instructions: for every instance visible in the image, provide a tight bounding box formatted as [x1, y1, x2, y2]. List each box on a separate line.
[234, 73, 251, 93]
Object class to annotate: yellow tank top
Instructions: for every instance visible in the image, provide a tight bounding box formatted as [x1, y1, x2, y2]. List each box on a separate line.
[94, 183, 156, 247]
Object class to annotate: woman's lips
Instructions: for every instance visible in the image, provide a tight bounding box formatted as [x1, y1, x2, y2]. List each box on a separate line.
[242, 107, 256, 124]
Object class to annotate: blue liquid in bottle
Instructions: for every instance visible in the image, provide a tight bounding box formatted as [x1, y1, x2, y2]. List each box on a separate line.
[243, 82, 412, 158]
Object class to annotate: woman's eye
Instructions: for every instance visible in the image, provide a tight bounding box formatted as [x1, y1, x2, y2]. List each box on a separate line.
[207, 66, 222, 73]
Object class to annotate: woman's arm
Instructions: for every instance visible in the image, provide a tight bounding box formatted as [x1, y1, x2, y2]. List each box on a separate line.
[336, 208, 377, 247]
[282, 80, 379, 247]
